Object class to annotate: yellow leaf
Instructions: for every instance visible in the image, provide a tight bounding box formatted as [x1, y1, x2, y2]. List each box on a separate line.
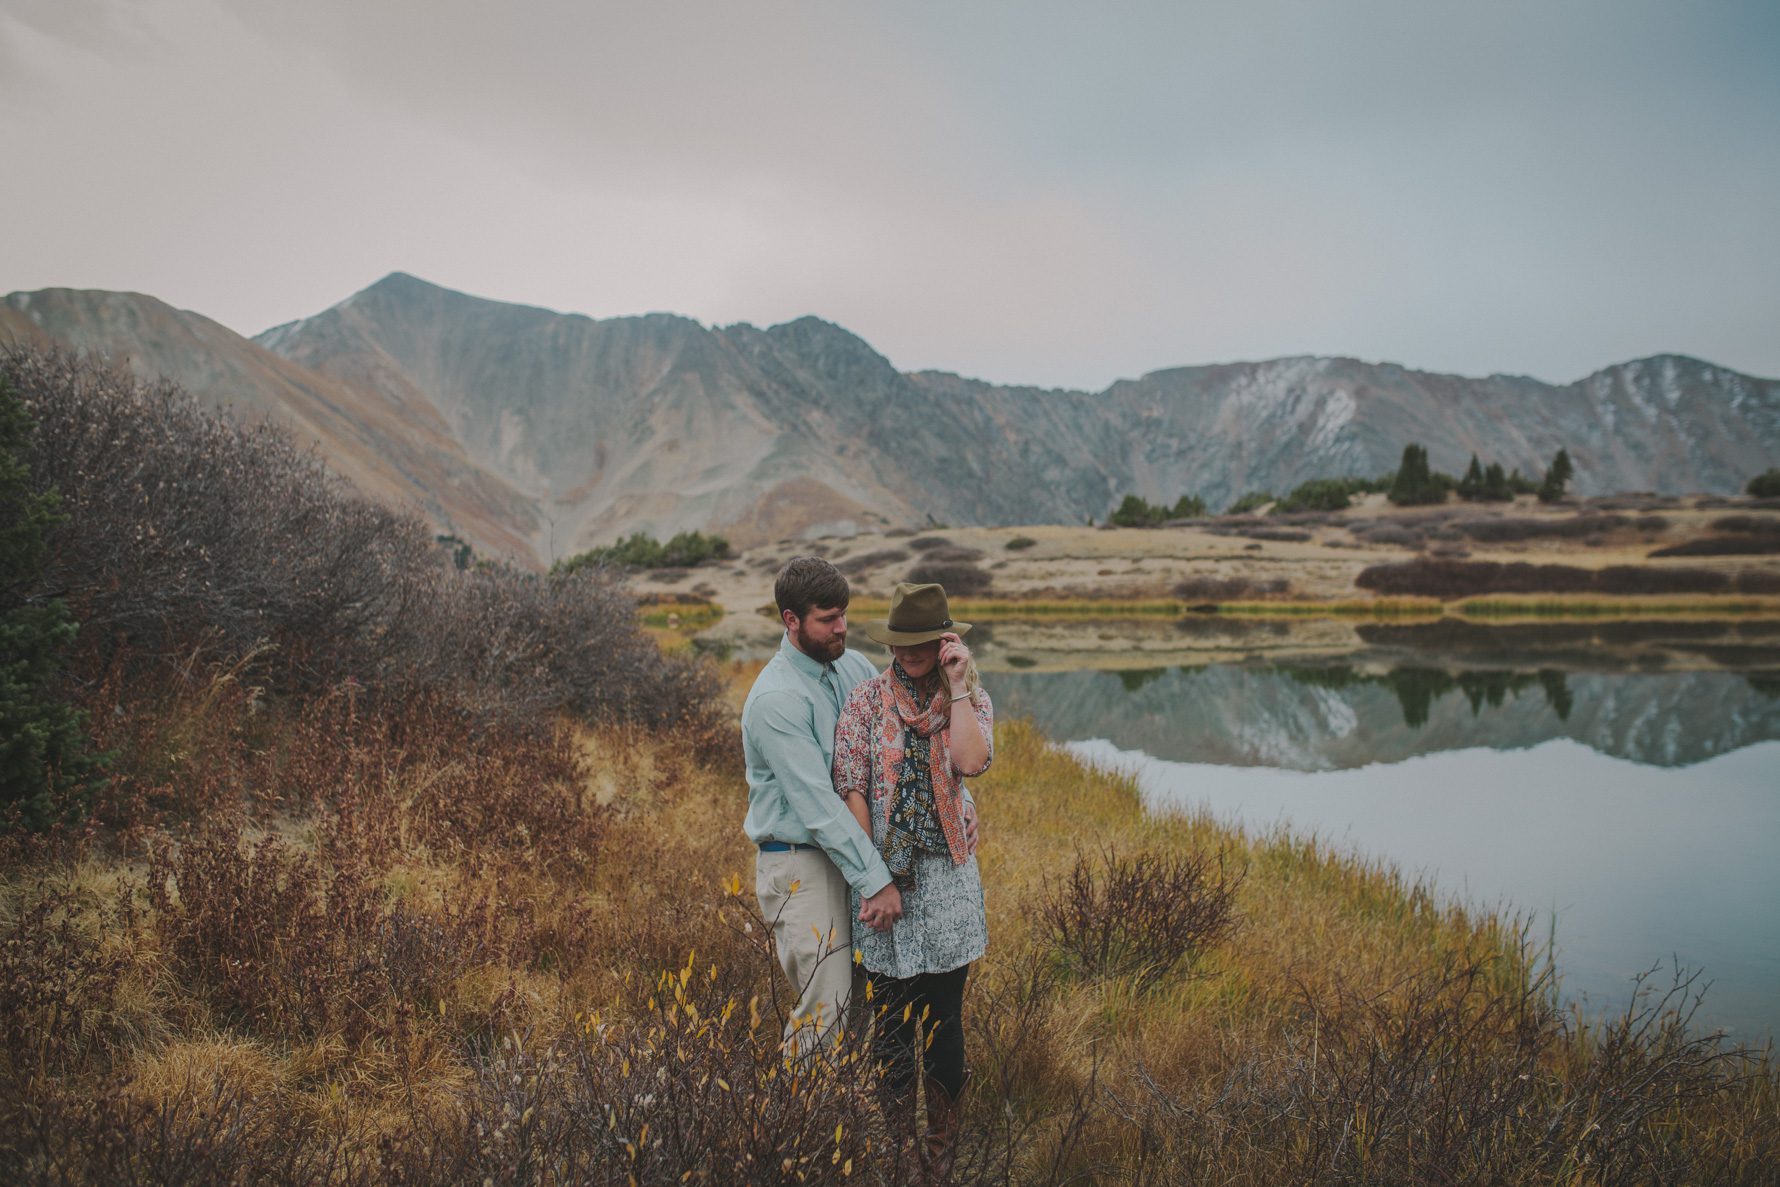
[788, 879, 801, 894]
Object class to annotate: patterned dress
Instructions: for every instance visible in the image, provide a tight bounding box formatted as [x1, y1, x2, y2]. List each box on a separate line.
[832, 672, 993, 978]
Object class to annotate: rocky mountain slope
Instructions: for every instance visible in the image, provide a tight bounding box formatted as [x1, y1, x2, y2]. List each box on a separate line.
[7, 273, 1777, 566]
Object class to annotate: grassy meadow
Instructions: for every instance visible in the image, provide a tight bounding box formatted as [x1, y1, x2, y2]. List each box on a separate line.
[4, 349, 1779, 1183]
[5, 663, 1779, 1183]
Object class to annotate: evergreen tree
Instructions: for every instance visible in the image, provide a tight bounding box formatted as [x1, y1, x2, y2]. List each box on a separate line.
[1457, 455, 1484, 501]
[1388, 443, 1445, 506]
[1482, 461, 1513, 502]
[1538, 448, 1575, 503]
[1747, 469, 1780, 499]
[1168, 494, 1207, 520]
[1, 376, 103, 830]
[1110, 494, 1158, 527]
[1274, 478, 1353, 513]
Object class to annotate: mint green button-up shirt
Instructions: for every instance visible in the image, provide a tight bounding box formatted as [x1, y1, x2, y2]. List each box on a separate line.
[742, 633, 893, 898]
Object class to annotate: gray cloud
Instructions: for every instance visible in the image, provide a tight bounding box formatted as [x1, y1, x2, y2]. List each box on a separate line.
[2, 0, 1776, 388]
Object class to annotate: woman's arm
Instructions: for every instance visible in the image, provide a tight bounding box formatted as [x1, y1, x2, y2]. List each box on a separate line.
[845, 789, 873, 837]
[938, 634, 992, 776]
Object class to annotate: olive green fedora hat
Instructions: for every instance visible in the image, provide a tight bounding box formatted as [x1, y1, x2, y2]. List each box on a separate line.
[864, 582, 972, 646]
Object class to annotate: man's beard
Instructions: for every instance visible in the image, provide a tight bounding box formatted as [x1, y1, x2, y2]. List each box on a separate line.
[794, 622, 845, 662]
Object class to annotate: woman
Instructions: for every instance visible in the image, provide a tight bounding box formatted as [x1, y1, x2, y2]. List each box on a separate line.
[832, 581, 992, 1180]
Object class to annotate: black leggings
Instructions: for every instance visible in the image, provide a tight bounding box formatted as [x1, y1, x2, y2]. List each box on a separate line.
[866, 964, 970, 1100]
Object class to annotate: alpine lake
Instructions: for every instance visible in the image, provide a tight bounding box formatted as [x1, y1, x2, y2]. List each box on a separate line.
[716, 612, 1780, 1042]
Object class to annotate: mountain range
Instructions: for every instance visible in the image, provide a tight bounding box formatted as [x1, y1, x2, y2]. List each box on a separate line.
[5, 272, 1777, 567]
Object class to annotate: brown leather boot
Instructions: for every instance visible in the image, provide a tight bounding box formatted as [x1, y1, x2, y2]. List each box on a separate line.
[921, 1070, 969, 1185]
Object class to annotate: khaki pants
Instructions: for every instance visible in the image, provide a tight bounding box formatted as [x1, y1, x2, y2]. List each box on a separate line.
[755, 847, 854, 1056]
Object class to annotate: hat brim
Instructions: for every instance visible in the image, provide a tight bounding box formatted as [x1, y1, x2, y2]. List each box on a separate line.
[863, 620, 972, 647]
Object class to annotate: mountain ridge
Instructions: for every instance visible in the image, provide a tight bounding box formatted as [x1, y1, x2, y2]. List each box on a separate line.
[6, 273, 1777, 567]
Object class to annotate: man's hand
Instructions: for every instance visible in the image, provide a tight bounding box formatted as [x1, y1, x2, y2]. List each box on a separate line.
[859, 882, 903, 932]
[963, 800, 979, 856]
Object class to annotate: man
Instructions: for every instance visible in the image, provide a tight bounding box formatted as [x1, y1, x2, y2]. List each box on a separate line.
[743, 557, 977, 1055]
[743, 557, 902, 1055]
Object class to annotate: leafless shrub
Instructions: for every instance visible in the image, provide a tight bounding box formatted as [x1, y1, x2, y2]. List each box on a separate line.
[146, 817, 385, 1040]
[908, 559, 992, 596]
[1174, 576, 1289, 602]
[1595, 565, 1734, 594]
[1713, 515, 1779, 533]
[1036, 846, 1242, 989]
[1452, 514, 1630, 543]
[4, 347, 724, 740]
[1738, 570, 1780, 595]
[1592, 494, 1680, 511]
[0, 884, 128, 1081]
[1238, 527, 1311, 543]
[1650, 535, 1780, 557]
[1355, 559, 1746, 598]
[838, 547, 910, 577]
[9, 347, 430, 685]
[909, 535, 951, 551]
[1355, 524, 1423, 548]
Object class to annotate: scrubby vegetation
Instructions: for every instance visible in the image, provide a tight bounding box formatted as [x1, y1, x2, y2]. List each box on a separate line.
[1274, 477, 1364, 514]
[1357, 557, 1780, 600]
[1176, 575, 1290, 603]
[554, 529, 733, 573]
[1108, 493, 1208, 527]
[1, 376, 105, 829]
[908, 558, 993, 596]
[4, 348, 1775, 1184]
[1750, 469, 1780, 499]
[1224, 490, 1273, 515]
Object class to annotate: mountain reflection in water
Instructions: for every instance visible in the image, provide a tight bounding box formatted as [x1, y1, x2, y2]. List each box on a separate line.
[985, 619, 1780, 770]
[972, 617, 1780, 1037]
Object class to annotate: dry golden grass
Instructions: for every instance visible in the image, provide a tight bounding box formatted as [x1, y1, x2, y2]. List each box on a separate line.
[2, 661, 1775, 1184]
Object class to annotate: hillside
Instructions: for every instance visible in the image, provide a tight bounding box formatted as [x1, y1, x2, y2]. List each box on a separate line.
[7, 274, 1778, 566]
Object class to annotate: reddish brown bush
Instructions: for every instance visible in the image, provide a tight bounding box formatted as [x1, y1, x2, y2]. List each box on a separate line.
[146, 818, 384, 1039]
[1174, 576, 1289, 602]
[1357, 560, 1593, 597]
[907, 559, 993, 596]
[1037, 846, 1241, 989]
[838, 547, 910, 577]
[1452, 514, 1629, 543]
[4, 347, 724, 741]
[1649, 535, 1780, 557]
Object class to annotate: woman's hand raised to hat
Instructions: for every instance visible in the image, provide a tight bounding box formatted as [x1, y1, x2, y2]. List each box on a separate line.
[938, 632, 971, 692]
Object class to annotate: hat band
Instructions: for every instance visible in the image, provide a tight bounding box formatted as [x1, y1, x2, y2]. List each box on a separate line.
[889, 618, 952, 633]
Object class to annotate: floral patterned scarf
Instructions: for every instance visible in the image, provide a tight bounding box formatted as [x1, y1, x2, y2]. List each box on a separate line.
[878, 661, 970, 879]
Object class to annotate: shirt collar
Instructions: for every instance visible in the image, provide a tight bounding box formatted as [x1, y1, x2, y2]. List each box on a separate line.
[779, 631, 833, 679]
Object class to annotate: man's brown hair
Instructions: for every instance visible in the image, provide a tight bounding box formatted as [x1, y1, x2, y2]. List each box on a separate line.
[774, 556, 850, 621]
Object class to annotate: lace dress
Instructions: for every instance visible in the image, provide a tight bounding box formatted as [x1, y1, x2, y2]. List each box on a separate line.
[832, 672, 993, 978]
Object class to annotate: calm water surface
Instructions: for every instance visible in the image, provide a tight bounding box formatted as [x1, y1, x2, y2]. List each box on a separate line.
[981, 619, 1780, 1040]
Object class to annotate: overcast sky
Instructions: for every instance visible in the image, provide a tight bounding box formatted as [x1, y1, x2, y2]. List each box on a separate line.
[3, 1, 1777, 389]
